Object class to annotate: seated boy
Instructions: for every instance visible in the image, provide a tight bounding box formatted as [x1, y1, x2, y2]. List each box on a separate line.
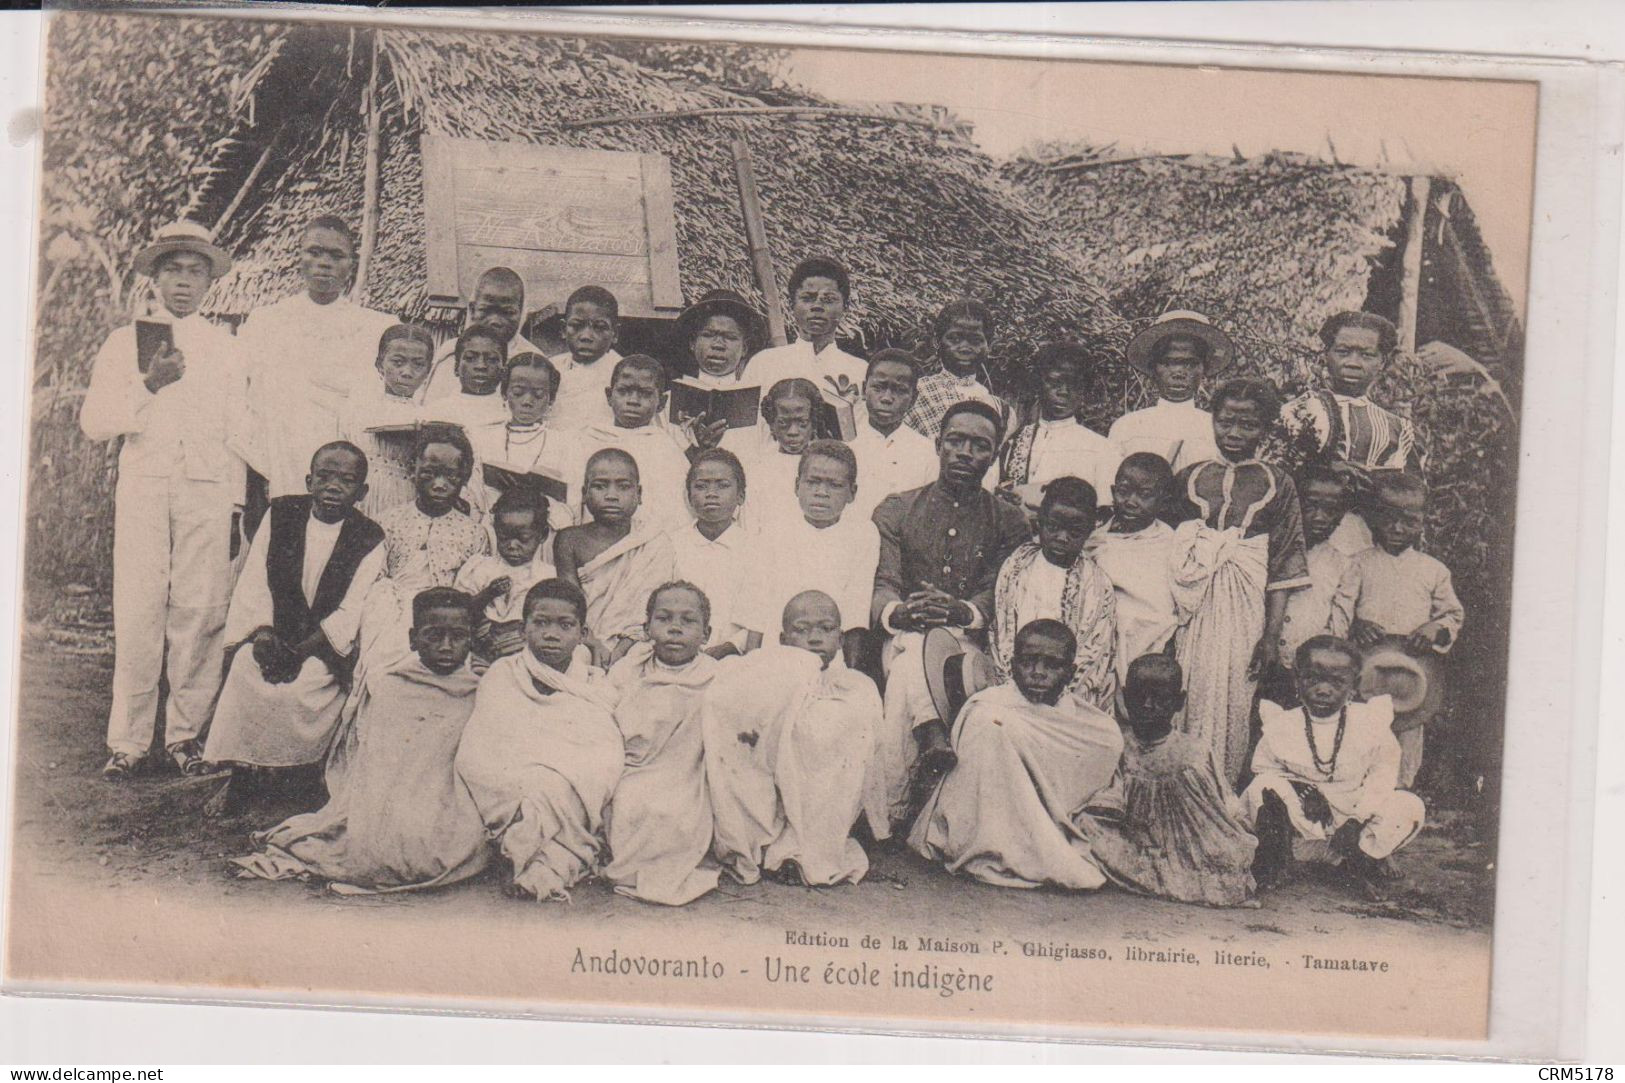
[422, 266, 541, 401]
[463, 351, 578, 533]
[1347, 472, 1464, 786]
[1246, 635, 1425, 899]
[455, 579, 623, 902]
[572, 354, 691, 529]
[1265, 463, 1361, 706]
[999, 341, 1119, 514]
[991, 477, 1118, 710]
[702, 591, 881, 887]
[547, 285, 625, 432]
[847, 349, 939, 524]
[453, 486, 557, 663]
[339, 323, 436, 518]
[744, 255, 868, 395]
[1083, 452, 1183, 680]
[230, 586, 489, 893]
[743, 440, 879, 669]
[602, 581, 723, 906]
[421, 323, 511, 430]
[672, 449, 758, 659]
[555, 448, 677, 665]
[1109, 310, 1230, 472]
[738, 377, 820, 529]
[203, 442, 386, 811]
[905, 298, 1009, 440]
[908, 619, 1123, 891]
[374, 424, 489, 594]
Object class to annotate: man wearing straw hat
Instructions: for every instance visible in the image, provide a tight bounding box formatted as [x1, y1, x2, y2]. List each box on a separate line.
[1109, 309, 1232, 474]
[80, 220, 246, 780]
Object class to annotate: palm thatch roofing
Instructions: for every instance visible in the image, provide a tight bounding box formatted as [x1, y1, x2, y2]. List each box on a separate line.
[198, 18, 1125, 370]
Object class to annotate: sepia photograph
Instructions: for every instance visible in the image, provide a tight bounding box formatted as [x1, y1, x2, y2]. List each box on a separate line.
[1, 2, 1579, 1055]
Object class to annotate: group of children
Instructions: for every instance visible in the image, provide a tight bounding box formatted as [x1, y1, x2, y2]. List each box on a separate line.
[81, 215, 1468, 908]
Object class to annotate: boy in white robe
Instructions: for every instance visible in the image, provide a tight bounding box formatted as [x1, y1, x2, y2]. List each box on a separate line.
[1264, 464, 1361, 706]
[229, 586, 488, 893]
[454, 578, 623, 901]
[420, 324, 510, 430]
[703, 591, 881, 887]
[847, 350, 939, 524]
[743, 256, 868, 395]
[1084, 453, 1184, 681]
[570, 354, 692, 530]
[603, 582, 723, 905]
[79, 221, 245, 779]
[910, 619, 1123, 891]
[1246, 635, 1425, 899]
[743, 441, 879, 670]
[463, 353, 578, 533]
[233, 215, 397, 500]
[672, 449, 757, 658]
[204, 442, 385, 812]
[1109, 310, 1232, 473]
[421, 266, 544, 402]
[547, 285, 625, 433]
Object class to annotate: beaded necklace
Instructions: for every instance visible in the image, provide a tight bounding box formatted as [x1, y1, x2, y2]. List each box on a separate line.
[1303, 705, 1348, 777]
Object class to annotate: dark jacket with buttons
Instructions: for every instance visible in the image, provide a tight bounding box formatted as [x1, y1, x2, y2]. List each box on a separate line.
[870, 481, 1032, 630]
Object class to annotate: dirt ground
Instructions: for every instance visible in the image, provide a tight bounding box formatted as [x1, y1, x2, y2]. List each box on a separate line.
[3, 639, 1501, 1038]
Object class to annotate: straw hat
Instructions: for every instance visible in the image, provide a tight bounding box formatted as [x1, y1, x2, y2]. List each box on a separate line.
[1124, 309, 1235, 375]
[678, 288, 768, 355]
[131, 220, 231, 279]
[923, 627, 995, 726]
[1358, 636, 1446, 734]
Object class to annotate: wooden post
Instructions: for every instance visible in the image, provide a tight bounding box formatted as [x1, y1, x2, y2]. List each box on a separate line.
[1396, 174, 1431, 354]
[731, 135, 788, 346]
[353, 33, 383, 303]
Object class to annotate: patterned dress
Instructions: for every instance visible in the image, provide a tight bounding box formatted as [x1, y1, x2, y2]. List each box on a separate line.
[375, 502, 490, 594]
[1170, 458, 1310, 786]
[1076, 729, 1257, 907]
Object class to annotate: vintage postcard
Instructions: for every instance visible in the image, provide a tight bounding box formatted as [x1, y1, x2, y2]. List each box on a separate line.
[1, 2, 1580, 1056]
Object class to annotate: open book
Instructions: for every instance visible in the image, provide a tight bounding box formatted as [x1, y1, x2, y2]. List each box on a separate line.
[668, 378, 762, 430]
[481, 462, 570, 506]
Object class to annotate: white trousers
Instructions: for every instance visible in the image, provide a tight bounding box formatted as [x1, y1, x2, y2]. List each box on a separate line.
[1242, 774, 1424, 860]
[863, 629, 976, 839]
[107, 472, 239, 757]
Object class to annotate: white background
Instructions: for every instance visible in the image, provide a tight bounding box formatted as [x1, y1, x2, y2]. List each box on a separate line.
[0, 1, 1619, 1066]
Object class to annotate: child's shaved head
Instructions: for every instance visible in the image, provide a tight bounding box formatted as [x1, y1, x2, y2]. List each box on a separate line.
[780, 590, 842, 667]
[585, 447, 639, 483]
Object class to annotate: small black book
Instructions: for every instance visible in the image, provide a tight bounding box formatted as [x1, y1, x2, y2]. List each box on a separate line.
[483, 462, 569, 506]
[134, 320, 173, 375]
[814, 387, 857, 441]
[668, 379, 762, 430]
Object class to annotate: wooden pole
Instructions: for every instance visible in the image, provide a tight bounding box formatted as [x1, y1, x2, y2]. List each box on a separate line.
[1396, 174, 1431, 354]
[353, 33, 383, 303]
[731, 135, 788, 346]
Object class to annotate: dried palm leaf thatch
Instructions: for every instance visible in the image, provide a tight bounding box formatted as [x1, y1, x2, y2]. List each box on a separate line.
[206, 23, 1125, 396]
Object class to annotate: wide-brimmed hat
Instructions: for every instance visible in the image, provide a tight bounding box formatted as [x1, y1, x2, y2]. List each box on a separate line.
[923, 627, 995, 727]
[132, 220, 231, 279]
[677, 289, 768, 354]
[1358, 636, 1446, 734]
[1124, 309, 1235, 375]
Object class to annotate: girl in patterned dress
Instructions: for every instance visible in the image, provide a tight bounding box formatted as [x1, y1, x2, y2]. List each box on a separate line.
[1077, 654, 1257, 907]
[1169, 378, 1311, 787]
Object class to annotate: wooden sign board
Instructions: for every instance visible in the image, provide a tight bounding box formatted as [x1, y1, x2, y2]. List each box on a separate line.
[421, 135, 682, 319]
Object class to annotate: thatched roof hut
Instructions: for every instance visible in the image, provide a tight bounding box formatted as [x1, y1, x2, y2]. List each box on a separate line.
[30, 11, 1126, 619]
[196, 19, 1124, 365]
